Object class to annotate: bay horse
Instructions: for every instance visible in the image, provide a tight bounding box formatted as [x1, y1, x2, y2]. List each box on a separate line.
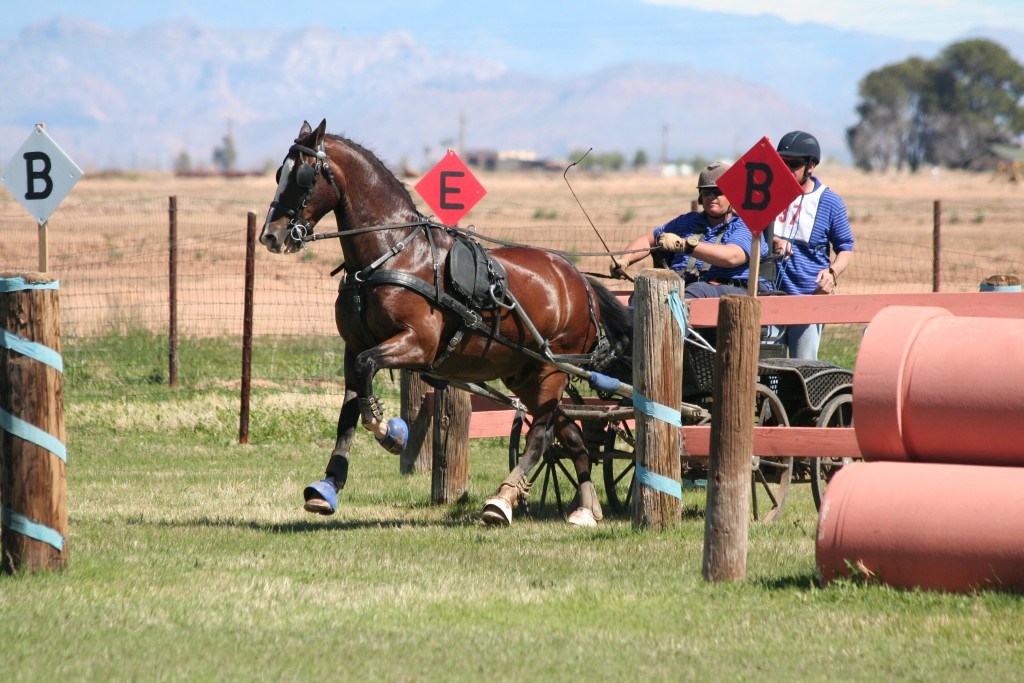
[260, 119, 633, 526]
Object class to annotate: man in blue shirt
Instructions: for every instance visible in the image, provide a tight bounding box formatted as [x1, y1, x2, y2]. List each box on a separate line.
[771, 131, 855, 359]
[611, 161, 771, 297]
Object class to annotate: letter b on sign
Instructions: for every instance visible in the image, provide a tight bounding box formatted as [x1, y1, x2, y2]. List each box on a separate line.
[743, 162, 771, 211]
[1, 125, 84, 224]
[713, 137, 804, 237]
[24, 151, 53, 200]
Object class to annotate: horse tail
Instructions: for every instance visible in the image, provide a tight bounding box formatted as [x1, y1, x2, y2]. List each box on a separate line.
[587, 278, 633, 382]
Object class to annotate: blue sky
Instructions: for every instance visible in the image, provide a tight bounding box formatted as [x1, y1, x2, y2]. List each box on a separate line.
[6, 0, 1024, 67]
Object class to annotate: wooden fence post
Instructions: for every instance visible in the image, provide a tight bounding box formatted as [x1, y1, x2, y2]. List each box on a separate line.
[702, 294, 760, 582]
[239, 212, 256, 445]
[932, 199, 941, 293]
[632, 269, 684, 529]
[400, 371, 433, 474]
[168, 195, 179, 387]
[431, 385, 470, 504]
[1, 272, 68, 573]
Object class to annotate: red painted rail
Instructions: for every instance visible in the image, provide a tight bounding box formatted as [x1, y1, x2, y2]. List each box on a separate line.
[441, 291, 1023, 458]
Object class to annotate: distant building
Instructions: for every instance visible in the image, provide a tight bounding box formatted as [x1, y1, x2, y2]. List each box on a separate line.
[981, 142, 1024, 182]
[466, 149, 558, 172]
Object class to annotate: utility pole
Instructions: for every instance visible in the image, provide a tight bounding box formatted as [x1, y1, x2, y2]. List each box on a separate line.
[458, 110, 466, 156]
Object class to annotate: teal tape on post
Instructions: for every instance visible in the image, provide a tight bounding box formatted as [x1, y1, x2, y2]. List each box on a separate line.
[1, 506, 65, 551]
[0, 277, 60, 293]
[0, 328, 63, 372]
[632, 391, 682, 428]
[635, 463, 683, 499]
[667, 285, 689, 339]
[0, 407, 67, 463]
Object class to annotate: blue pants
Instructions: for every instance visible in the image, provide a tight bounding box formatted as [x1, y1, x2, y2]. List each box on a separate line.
[784, 323, 824, 360]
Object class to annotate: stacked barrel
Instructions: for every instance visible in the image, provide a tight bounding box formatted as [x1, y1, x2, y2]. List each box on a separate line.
[816, 303, 1024, 592]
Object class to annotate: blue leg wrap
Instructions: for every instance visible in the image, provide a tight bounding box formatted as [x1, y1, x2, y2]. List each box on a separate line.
[376, 417, 409, 455]
[303, 479, 338, 515]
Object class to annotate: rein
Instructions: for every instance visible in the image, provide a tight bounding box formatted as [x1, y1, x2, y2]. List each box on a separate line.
[303, 220, 651, 260]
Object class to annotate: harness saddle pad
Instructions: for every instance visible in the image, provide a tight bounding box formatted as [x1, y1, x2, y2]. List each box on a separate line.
[447, 234, 508, 310]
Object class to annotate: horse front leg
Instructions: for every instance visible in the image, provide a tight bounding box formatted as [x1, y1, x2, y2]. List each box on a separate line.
[303, 357, 362, 515]
[351, 331, 434, 455]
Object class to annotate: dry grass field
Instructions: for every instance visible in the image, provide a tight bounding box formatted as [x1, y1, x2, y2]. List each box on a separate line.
[1, 164, 1022, 346]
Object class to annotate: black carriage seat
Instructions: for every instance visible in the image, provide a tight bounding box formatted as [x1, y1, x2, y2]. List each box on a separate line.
[755, 358, 853, 419]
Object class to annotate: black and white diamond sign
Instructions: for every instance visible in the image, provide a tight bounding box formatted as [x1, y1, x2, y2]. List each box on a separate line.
[1, 125, 84, 224]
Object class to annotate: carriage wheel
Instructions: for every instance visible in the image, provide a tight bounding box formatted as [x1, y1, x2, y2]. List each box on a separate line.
[601, 415, 636, 514]
[810, 392, 855, 510]
[751, 384, 792, 522]
[507, 402, 581, 519]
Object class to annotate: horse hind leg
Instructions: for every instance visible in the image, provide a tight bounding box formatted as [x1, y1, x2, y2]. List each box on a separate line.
[555, 412, 603, 527]
[481, 417, 556, 526]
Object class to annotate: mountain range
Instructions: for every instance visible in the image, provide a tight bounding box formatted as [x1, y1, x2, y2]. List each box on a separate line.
[1, 15, 1021, 171]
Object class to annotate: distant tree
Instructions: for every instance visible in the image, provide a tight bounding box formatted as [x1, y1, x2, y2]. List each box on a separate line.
[847, 57, 934, 171]
[848, 39, 1024, 171]
[604, 151, 626, 171]
[213, 130, 237, 172]
[173, 150, 192, 174]
[928, 39, 1024, 167]
[632, 149, 649, 170]
[567, 148, 626, 172]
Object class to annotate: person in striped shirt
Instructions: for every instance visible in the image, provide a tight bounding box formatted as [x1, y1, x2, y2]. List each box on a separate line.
[771, 131, 855, 360]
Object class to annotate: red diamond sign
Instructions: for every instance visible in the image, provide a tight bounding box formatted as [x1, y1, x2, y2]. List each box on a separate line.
[414, 150, 487, 226]
[716, 136, 803, 237]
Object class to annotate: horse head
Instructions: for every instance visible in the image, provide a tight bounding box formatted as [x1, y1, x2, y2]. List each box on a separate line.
[260, 119, 342, 254]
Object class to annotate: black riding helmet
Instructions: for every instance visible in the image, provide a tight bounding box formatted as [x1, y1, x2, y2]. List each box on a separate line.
[777, 131, 820, 165]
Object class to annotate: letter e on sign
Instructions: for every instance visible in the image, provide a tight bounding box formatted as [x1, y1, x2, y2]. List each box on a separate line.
[1, 125, 84, 225]
[414, 150, 486, 226]
[715, 136, 803, 236]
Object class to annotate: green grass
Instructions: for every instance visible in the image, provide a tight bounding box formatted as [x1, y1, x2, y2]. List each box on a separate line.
[3, 381, 1023, 681]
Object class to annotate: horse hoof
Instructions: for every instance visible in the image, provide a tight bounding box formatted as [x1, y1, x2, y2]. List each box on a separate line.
[303, 479, 338, 515]
[304, 498, 335, 515]
[481, 497, 512, 526]
[376, 417, 409, 455]
[567, 507, 598, 528]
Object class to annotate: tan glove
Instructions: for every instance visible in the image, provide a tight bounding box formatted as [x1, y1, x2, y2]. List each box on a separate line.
[609, 256, 629, 278]
[657, 233, 686, 252]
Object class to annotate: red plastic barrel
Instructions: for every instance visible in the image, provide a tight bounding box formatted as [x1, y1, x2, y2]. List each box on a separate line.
[853, 306, 1024, 466]
[817, 461, 1024, 592]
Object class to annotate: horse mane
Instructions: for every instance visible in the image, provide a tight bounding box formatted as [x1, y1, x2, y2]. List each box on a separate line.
[325, 132, 417, 210]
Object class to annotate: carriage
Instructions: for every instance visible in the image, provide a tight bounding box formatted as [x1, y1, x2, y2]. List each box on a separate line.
[259, 118, 856, 527]
[504, 323, 854, 523]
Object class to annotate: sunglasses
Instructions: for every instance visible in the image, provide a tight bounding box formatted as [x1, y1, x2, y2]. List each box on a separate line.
[783, 157, 807, 171]
[700, 188, 723, 197]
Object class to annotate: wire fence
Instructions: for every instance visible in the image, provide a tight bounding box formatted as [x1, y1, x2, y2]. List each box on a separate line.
[1, 191, 1021, 403]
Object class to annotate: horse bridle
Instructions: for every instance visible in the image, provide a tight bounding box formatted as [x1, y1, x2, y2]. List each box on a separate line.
[270, 140, 343, 246]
